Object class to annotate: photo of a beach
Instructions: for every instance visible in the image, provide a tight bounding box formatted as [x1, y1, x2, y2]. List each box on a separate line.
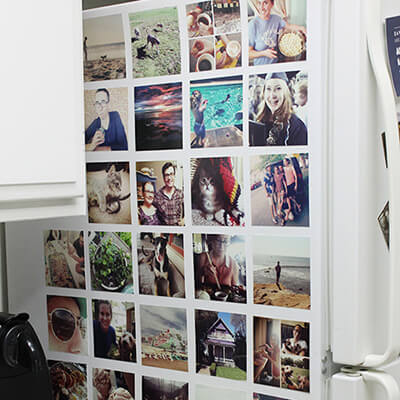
[252, 236, 310, 309]
[135, 83, 182, 151]
[190, 76, 243, 148]
[83, 15, 126, 81]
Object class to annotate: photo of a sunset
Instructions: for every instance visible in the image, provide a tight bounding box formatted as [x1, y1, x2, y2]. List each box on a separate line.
[134, 82, 182, 151]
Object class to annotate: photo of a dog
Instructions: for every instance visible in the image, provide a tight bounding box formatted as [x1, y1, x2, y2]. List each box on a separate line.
[119, 331, 136, 362]
[280, 356, 309, 392]
[138, 233, 185, 297]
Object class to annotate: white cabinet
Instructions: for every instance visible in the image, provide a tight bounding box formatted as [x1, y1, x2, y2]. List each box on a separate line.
[0, 0, 85, 221]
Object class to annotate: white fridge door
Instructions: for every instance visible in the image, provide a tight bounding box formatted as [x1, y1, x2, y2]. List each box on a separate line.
[330, 370, 400, 400]
[330, 0, 400, 367]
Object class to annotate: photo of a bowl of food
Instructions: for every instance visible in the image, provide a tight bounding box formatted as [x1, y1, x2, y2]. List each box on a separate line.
[214, 291, 229, 301]
[226, 40, 241, 59]
[196, 53, 215, 72]
[278, 29, 305, 60]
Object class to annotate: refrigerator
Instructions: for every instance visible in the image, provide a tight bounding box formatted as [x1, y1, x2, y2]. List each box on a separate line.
[3, 0, 400, 399]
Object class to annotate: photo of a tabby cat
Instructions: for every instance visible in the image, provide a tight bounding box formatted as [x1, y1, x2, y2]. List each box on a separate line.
[87, 162, 132, 224]
[191, 157, 244, 226]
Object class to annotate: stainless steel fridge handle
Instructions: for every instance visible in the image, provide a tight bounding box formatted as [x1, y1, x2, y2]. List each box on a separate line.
[364, 0, 400, 367]
[361, 371, 400, 399]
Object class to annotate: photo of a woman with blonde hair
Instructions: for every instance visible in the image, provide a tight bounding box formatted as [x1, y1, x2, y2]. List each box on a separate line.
[249, 73, 307, 146]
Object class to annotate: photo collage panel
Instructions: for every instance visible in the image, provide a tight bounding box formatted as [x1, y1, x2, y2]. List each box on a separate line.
[187, 1, 242, 72]
[254, 317, 310, 392]
[41, 1, 316, 399]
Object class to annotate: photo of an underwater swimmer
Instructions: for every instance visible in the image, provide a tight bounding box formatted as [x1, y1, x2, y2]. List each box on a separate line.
[190, 76, 243, 148]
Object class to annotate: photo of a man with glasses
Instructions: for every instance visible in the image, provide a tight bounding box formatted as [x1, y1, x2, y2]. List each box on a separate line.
[136, 161, 184, 226]
[153, 162, 184, 226]
[85, 88, 128, 151]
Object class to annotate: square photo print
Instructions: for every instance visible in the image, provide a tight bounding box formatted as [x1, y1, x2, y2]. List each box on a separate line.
[93, 368, 134, 400]
[193, 233, 246, 303]
[84, 87, 129, 152]
[190, 76, 243, 148]
[92, 300, 136, 362]
[188, 2, 242, 72]
[47, 295, 88, 356]
[142, 376, 188, 400]
[49, 361, 87, 400]
[44, 230, 85, 289]
[195, 310, 246, 381]
[130, 7, 181, 78]
[141, 305, 188, 372]
[136, 160, 184, 226]
[83, 15, 126, 81]
[253, 236, 310, 309]
[253, 316, 310, 392]
[134, 82, 182, 151]
[249, 71, 308, 146]
[191, 157, 244, 226]
[250, 153, 309, 226]
[89, 231, 133, 294]
[87, 162, 132, 224]
[248, 0, 307, 66]
[137, 232, 185, 298]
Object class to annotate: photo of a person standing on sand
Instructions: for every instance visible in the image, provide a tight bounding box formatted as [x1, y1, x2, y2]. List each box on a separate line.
[252, 236, 310, 309]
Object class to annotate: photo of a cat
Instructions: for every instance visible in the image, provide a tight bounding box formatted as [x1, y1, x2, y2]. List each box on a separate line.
[136, 160, 184, 226]
[87, 162, 132, 224]
[190, 157, 245, 226]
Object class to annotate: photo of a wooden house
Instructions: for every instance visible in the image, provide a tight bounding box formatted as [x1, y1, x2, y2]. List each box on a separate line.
[195, 310, 246, 380]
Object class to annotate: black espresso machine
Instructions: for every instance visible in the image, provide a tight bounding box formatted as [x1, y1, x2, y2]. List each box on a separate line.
[0, 312, 52, 399]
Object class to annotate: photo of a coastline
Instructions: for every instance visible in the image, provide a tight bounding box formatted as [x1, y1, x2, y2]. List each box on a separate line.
[252, 236, 310, 309]
[135, 83, 182, 151]
[130, 7, 181, 78]
[190, 76, 243, 148]
[83, 15, 126, 81]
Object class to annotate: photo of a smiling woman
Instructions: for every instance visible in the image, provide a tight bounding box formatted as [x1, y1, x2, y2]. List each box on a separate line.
[47, 295, 87, 355]
[249, 71, 307, 146]
[93, 299, 117, 359]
